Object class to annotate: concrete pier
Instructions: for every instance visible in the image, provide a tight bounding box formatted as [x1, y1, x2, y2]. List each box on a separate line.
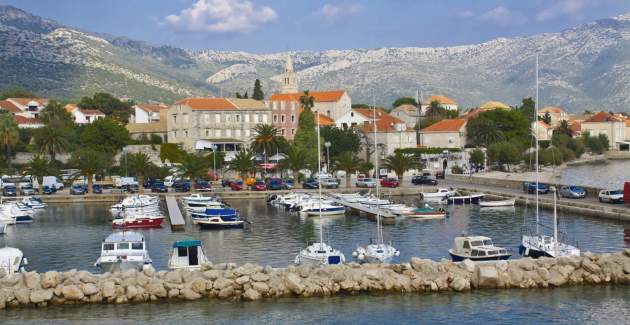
[165, 196, 185, 231]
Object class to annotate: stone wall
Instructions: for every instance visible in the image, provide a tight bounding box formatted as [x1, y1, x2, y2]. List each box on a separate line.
[1, 251, 630, 309]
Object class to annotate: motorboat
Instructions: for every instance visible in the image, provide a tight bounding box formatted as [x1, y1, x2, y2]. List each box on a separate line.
[294, 242, 346, 266]
[182, 194, 217, 205]
[407, 204, 448, 219]
[110, 195, 159, 214]
[356, 196, 391, 206]
[191, 207, 246, 229]
[445, 193, 484, 204]
[0, 247, 28, 274]
[332, 193, 363, 203]
[352, 242, 399, 264]
[420, 188, 456, 200]
[94, 231, 152, 273]
[112, 212, 164, 228]
[0, 203, 33, 223]
[20, 196, 46, 209]
[168, 240, 210, 270]
[479, 199, 516, 207]
[448, 235, 511, 262]
[298, 201, 346, 216]
[383, 204, 416, 215]
[0, 211, 15, 225]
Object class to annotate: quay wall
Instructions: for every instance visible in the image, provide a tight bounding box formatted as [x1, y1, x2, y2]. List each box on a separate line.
[1, 251, 630, 309]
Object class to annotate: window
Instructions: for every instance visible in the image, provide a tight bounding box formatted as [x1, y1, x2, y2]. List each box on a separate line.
[291, 115, 295, 122]
[205, 129, 210, 136]
[281, 115, 285, 123]
[327, 110, 331, 117]
[471, 250, 478, 256]
[226, 114, 231, 122]
[483, 240, 493, 246]
[184, 130, 188, 137]
[471, 241, 483, 247]
[103, 243, 114, 251]
[463, 241, 470, 249]
[244, 114, 250, 123]
[262, 115, 267, 123]
[281, 129, 285, 136]
[183, 114, 189, 124]
[236, 114, 240, 122]
[477, 251, 486, 256]
[291, 129, 295, 135]
[291, 102, 296, 111]
[173, 131, 177, 138]
[215, 114, 221, 123]
[257, 114, 262, 123]
[132, 243, 143, 250]
[177, 247, 188, 257]
[273, 115, 278, 122]
[117, 243, 130, 250]
[172, 115, 177, 124]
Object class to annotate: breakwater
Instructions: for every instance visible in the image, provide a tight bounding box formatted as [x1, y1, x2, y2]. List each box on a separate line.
[2, 250, 630, 309]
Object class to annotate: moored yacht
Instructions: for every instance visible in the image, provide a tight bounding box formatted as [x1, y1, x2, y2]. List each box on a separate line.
[448, 235, 511, 262]
[112, 212, 164, 228]
[0, 203, 33, 223]
[110, 195, 159, 215]
[94, 232, 152, 273]
[0, 247, 28, 274]
[420, 188, 457, 200]
[168, 240, 210, 270]
[294, 242, 346, 266]
[191, 207, 245, 229]
[298, 201, 345, 216]
[21, 196, 46, 209]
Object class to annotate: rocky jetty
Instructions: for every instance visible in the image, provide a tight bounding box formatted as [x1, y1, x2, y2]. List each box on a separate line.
[2, 250, 630, 309]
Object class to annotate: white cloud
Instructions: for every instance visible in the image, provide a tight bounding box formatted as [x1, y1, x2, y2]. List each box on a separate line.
[456, 10, 474, 18]
[164, 0, 278, 34]
[479, 6, 527, 26]
[317, 3, 365, 21]
[536, 0, 594, 21]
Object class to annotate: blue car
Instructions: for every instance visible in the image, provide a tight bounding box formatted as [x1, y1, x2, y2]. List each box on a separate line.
[92, 184, 103, 194]
[2, 185, 17, 196]
[267, 178, 283, 190]
[560, 186, 586, 199]
[42, 185, 57, 195]
[70, 184, 87, 195]
[302, 179, 319, 189]
[523, 182, 550, 194]
[151, 182, 168, 193]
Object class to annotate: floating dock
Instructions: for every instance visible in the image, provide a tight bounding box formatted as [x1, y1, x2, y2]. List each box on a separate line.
[327, 197, 398, 224]
[165, 196, 185, 231]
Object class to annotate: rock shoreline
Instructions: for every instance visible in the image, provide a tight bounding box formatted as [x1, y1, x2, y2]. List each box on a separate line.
[2, 250, 630, 309]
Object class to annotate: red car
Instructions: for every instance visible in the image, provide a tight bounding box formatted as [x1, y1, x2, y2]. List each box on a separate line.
[381, 178, 400, 188]
[251, 181, 267, 191]
[229, 181, 243, 191]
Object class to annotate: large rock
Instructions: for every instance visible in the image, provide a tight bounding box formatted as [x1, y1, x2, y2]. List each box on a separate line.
[252, 281, 269, 293]
[461, 259, 476, 273]
[517, 259, 536, 271]
[243, 288, 261, 301]
[0, 274, 21, 286]
[102, 281, 116, 298]
[30, 289, 53, 304]
[285, 273, 304, 294]
[234, 263, 259, 276]
[14, 288, 31, 304]
[213, 278, 233, 290]
[203, 270, 221, 281]
[81, 283, 99, 296]
[190, 278, 207, 293]
[24, 271, 41, 289]
[582, 259, 601, 274]
[218, 286, 235, 299]
[165, 270, 183, 284]
[62, 285, 85, 300]
[181, 288, 201, 300]
[548, 269, 567, 287]
[126, 285, 138, 299]
[143, 265, 156, 277]
[450, 277, 469, 292]
[78, 271, 98, 284]
[251, 273, 270, 282]
[146, 280, 167, 298]
[235, 276, 250, 286]
[477, 265, 499, 288]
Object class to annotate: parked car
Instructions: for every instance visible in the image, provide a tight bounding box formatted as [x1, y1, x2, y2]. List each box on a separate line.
[20, 184, 37, 196]
[598, 189, 624, 204]
[523, 182, 550, 194]
[143, 178, 161, 189]
[252, 181, 267, 191]
[355, 178, 377, 188]
[435, 170, 445, 179]
[151, 182, 168, 193]
[229, 180, 244, 191]
[302, 179, 319, 189]
[559, 186, 586, 199]
[92, 184, 103, 194]
[194, 180, 212, 191]
[284, 179, 295, 190]
[42, 185, 56, 195]
[380, 178, 400, 188]
[2, 185, 17, 196]
[222, 179, 235, 187]
[173, 180, 191, 192]
[320, 178, 339, 189]
[122, 184, 139, 193]
[412, 175, 438, 186]
[70, 184, 87, 195]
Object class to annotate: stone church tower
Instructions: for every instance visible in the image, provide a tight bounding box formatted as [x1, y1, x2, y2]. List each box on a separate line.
[280, 55, 299, 94]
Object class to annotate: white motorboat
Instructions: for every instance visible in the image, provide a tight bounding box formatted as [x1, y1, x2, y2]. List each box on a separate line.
[332, 193, 363, 203]
[168, 240, 210, 270]
[0, 203, 33, 223]
[0, 247, 28, 274]
[21, 196, 46, 209]
[356, 196, 391, 206]
[298, 201, 346, 216]
[479, 199, 516, 207]
[420, 188, 456, 199]
[110, 195, 159, 214]
[294, 242, 346, 266]
[182, 193, 216, 204]
[191, 207, 246, 229]
[0, 210, 15, 225]
[94, 232, 152, 273]
[445, 193, 485, 204]
[383, 204, 416, 215]
[449, 235, 512, 261]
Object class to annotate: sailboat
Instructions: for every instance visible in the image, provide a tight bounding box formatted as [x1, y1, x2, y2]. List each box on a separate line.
[294, 105, 346, 266]
[519, 53, 580, 258]
[352, 94, 400, 264]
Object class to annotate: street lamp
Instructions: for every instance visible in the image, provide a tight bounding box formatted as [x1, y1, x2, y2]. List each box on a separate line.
[324, 141, 331, 173]
[210, 144, 217, 181]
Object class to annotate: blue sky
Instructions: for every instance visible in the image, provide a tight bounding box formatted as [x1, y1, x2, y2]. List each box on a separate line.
[5, 0, 630, 53]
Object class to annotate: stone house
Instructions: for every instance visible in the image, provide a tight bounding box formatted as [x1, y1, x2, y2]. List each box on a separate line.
[358, 109, 416, 163]
[581, 112, 627, 150]
[390, 104, 420, 129]
[538, 106, 569, 127]
[419, 119, 467, 149]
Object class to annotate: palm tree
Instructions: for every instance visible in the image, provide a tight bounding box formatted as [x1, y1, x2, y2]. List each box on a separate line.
[126, 152, 153, 193]
[175, 153, 209, 191]
[25, 155, 55, 194]
[0, 114, 19, 166]
[34, 126, 70, 163]
[358, 161, 374, 177]
[555, 120, 572, 137]
[70, 149, 112, 194]
[251, 124, 279, 166]
[228, 149, 255, 181]
[382, 152, 418, 183]
[280, 145, 309, 183]
[299, 90, 315, 111]
[467, 117, 505, 147]
[333, 151, 363, 188]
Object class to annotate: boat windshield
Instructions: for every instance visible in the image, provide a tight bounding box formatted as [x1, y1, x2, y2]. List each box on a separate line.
[117, 243, 130, 250]
[483, 239, 493, 246]
[132, 243, 143, 250]
[477, 251, 486, 256]
[103, 243, 115, 251]
[488, 250, 497, 255]
[471, 240, 483, 247]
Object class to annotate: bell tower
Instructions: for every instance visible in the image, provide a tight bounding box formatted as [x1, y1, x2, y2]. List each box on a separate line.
[280, 55, 299, 94]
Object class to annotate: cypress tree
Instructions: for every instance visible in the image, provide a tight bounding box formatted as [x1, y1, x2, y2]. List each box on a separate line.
[252, 79, 264, 100]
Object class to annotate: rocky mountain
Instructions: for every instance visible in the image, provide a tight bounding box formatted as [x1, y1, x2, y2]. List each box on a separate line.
[0, 5, 629, 112]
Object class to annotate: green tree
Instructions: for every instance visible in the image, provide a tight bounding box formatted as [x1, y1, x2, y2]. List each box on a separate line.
[294, 91, 318, 165]
[25, 155, 56, 193]
[466, 117, 505, 146]
[39, 100, 74, 127]
[358, 161, 374, 176]
[542, 112, 552, 125]
[78, 93, 133, 123]
[228, 149, 255, 181]
[467, 109, 529, 147]
[320, 125, 361, 157]
[33, 127, 70, 163]
[554, 120, 572, 137]
[160, 143, 185, 163]
[252, 79, 264, 100]
[382, 152, 417, 183]
[176, 153, 210, 190]
[0, 114, 19, 165]
[517, 97, 536, 122]
[79, 118, 130, 153]
[351, 104, 370, 109]
[487, 141, 520, 171]
[70, 149, 112, 193]
[469, 149, 485, 168]
[280, 145, 309, 183]
[392, 97, 417, 108]
[125, 152, 153, 193]
[333, 151, 363, 188]
[251, 124, 279, 164]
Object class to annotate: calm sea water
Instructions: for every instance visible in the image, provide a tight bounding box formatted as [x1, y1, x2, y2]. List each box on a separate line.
[560, 160, 629, 189]
[1, 199, 630, 323]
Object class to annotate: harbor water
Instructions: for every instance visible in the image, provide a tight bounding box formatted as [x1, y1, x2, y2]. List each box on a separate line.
[560, 160, 629, 189]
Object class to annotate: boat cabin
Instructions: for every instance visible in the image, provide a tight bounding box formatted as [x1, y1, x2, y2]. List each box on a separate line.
[0, 247, 27, 274]
[101, 232, 146, 257]
[168, 240, 209, 270]
[453, 236, 509, 257]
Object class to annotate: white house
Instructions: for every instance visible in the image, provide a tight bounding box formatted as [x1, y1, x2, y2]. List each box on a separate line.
[65, 104, 106, 124]
[420, 95, 458, 115]
[581, 111, 627, 150]
[335, 108, 374, 129]
[532, 120, 553, 141]
[4, 98, 49, 118]
[132, 104, 168, 123]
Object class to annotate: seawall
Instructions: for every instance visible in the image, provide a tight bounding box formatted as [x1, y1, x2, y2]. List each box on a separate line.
[1, 251, 630, 309]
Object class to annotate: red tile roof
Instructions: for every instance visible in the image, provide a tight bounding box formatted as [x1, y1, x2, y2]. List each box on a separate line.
[420, 119, 466, 132]
[353, 108, 388, 120]
[360, 112, 404, 133]
[176, 98, 237, 111]
[425, 95, 456, 105]
[584, 111, 623, 123]
[0, 100, 22, 113]
[14, 115, 42, 125]
[8, 98, 49, 107]
[80, 109, 105, 116]
[269, 90, 346, 103]
[539, 106, 565, 114]
[136, 103, 167, 113]
[570, 121, 581, 135]
[317, 113, 335, 126]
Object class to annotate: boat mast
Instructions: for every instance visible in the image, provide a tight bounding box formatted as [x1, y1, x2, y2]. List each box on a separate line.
[535, 52, 540, 235]
[372, 90, 383, 245]
[553, 187, 558, 257]
[316, 103, 324, 245]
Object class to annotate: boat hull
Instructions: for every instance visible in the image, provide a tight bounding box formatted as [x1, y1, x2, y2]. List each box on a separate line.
[447, 195, 484, 205]
[479, 200, 515, 207]
[112, 217, 164, 229]
[97, 261, 147, 273]
[14, 215, 33, 223]
[294, 253, 343, 266]
[519, 245, 551, 258]
[407, 212, 447, 219]
[197, 221, 245, 229]
[449, 251, 511, 262]
[304, 208, 346, 216]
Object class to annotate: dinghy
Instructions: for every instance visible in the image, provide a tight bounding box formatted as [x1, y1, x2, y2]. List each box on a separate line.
[479, 199, 516, 207]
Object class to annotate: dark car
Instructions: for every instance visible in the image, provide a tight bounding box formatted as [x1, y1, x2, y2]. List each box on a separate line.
[122, 184, 139, 193]
[151, 182, 168, 193]
[143, 178, 162, 189]
[523, 182, 550, 194]
[92, 184, 103, 194]
[252, 181, 267, 191]
[194, 180, 212, 191]
[42, 185, 56, 195]
[302, 179, 319, 189]
[412, 175, 438, 186]
[2, 185, 17, 196]
[267, 178, 283, 190]
[559, 185, 586, 199]
[173, 180, 191, 192]
[381, 178, 400, 188]
[20, 184, 37, 196]
[70, 184, 87, 195]
[284, 179, 295, 189]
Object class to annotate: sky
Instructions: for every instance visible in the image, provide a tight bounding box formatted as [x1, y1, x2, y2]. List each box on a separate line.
[4, 0, 630, 53]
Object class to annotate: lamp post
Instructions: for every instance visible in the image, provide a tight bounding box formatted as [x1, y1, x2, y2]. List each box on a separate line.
[324, 141, 331, 173]
[210, 144, 217, 181]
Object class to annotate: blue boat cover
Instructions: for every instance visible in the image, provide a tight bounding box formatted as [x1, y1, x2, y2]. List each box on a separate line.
[173, 240, 202, 248]
[204, 208, 237, 216]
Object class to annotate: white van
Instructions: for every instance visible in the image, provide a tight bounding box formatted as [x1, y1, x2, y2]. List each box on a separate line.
[32, 176, 65, 190]
[112, 176, 138, 188]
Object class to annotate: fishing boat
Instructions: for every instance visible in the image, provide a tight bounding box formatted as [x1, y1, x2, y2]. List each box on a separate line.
[479, 199, 516, 207]
[407, 205, 448, 219]
[448, 235, 512, 262]
[445, 193, 484, 204]
[191, 207, 245, 229]
[0, 247, 28, 274]
[20, 196, 46, 209]
[420, 188, 456, 200]
[112, 212, 164, 228]
[94, 231, 152, 273]
[168, 240, 210, 270]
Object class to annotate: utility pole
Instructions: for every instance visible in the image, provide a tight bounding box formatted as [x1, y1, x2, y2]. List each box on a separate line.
[415, 89, 420, 145]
